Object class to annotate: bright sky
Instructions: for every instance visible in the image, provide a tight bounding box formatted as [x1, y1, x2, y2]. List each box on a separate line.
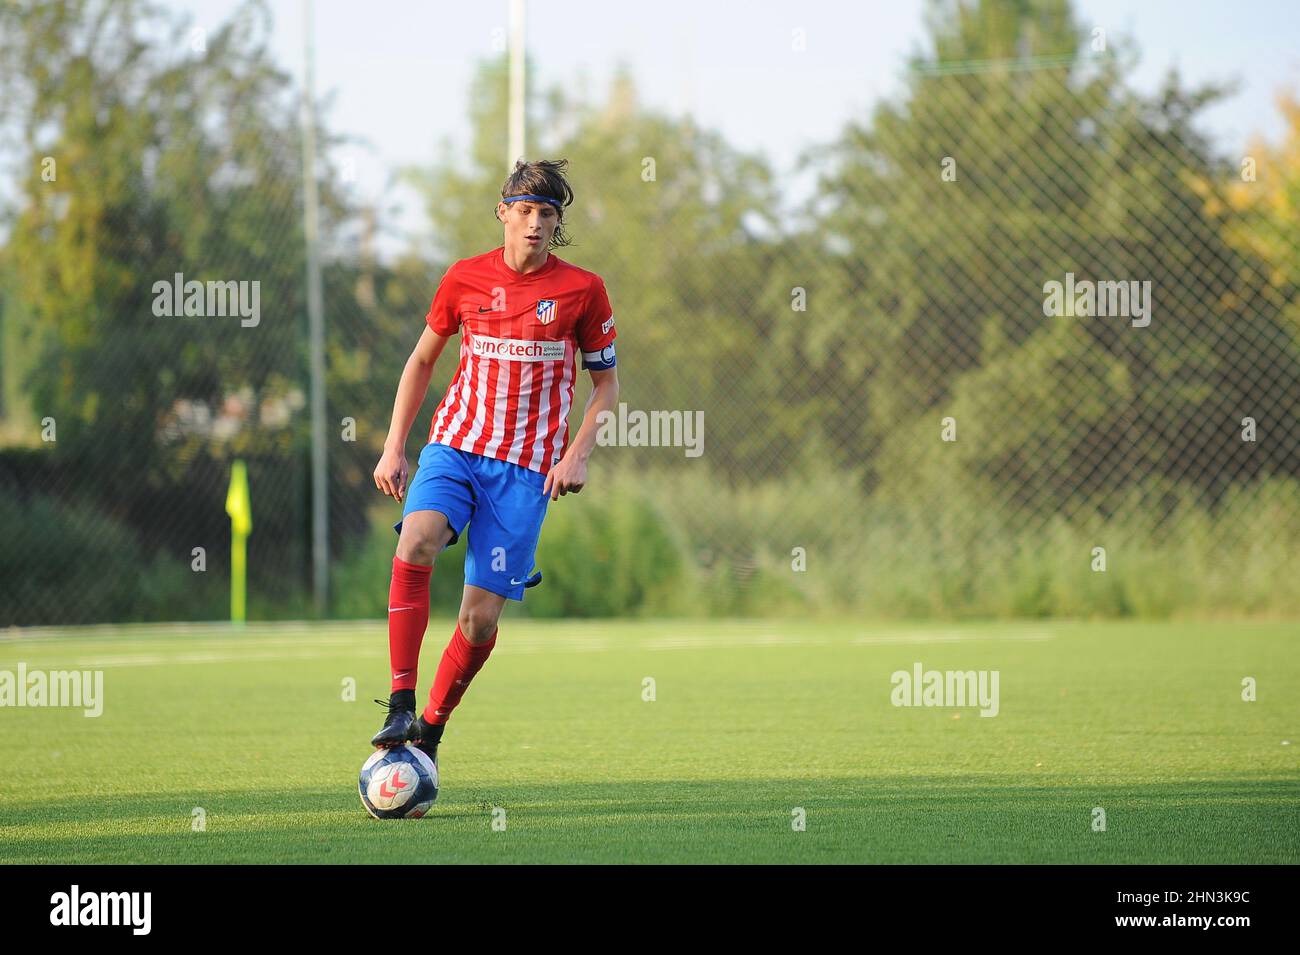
[170, 0, 1300, 255]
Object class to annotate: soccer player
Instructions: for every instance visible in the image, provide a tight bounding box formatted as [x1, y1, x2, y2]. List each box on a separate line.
[369, 159, 620, 771]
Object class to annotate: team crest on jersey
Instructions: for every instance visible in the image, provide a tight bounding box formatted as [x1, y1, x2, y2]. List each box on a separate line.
[535, 299, 557, 325]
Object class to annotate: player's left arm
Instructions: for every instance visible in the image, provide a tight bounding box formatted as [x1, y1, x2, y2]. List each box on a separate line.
[543, 366, 619, 501]
[544, 275, 620, 501]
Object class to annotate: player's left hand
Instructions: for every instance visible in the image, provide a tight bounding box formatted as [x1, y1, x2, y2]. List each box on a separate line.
[542, 454, 587, 501]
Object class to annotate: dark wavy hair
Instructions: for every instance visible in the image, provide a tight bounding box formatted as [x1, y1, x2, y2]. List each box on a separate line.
[499, 158, 575, 249]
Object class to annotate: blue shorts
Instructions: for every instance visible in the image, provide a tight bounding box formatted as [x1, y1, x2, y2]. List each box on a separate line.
[393, 442, 549, 601]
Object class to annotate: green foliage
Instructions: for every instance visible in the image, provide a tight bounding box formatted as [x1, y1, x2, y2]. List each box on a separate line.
[807, 0, 1300, 504]
[3, 0, 1299, 624]
[0, 0, 431, 621]
[0, 489, 222, 624]
[524, 469, 691, 617]
[329, 456, 1300, 620]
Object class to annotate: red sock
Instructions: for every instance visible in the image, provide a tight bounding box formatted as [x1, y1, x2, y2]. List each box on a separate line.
[424, 623, 497, 724]
[388, 555, 432, 692]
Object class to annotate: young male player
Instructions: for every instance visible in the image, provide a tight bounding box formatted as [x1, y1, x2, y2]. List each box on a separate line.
[369, 159, 620, 770]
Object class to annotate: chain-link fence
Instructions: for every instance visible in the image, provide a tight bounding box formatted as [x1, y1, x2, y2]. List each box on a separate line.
[2, 1, 1298, 625]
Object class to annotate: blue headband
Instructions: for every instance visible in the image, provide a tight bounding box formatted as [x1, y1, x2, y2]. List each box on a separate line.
[502, 193, 563, 209]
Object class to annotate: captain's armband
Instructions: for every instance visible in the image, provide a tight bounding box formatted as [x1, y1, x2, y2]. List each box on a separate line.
[581, 343, 617, 371]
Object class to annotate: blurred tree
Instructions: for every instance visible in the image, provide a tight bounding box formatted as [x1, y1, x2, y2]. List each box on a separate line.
[0, 0, 386, 620]
[803, 0, 1300, 513]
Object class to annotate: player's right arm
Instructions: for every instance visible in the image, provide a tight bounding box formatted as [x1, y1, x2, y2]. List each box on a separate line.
[374, 325, 454, 503]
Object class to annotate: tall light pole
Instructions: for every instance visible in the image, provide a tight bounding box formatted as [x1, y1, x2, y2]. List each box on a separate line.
[301, 0, 328, 615]
[508, 0, 526, 169]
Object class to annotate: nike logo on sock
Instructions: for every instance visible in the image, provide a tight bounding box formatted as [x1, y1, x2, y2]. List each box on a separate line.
[388, 606, 414, 613]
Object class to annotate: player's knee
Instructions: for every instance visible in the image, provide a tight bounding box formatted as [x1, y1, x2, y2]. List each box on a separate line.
[396, 529, 441, 566]
[458, 606, 499, 645]
[396, 514, 453, 565]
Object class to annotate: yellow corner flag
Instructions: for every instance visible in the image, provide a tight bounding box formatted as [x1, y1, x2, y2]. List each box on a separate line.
[226, 459, 252, 623]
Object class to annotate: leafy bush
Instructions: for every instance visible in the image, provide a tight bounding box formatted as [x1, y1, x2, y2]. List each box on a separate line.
[0, 491, 221, 625]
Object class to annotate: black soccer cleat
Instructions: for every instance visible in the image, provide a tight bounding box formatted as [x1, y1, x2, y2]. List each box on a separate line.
[408, 714, 445, 766]
[370, 691, 417, 748]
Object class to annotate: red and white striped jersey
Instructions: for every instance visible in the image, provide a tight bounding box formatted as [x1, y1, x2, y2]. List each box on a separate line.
[423, 246, 617, 476]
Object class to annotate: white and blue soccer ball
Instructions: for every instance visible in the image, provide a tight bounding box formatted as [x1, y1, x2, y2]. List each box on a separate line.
[359, 745, 439, 819]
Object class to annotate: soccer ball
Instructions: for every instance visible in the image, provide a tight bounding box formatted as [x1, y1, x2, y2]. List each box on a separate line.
[358, 745, 439, 819]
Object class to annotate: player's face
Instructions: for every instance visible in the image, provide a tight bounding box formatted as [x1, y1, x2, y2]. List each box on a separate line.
[498, 199, 559, 259]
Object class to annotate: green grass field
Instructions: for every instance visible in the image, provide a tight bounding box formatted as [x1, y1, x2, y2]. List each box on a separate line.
[1, 618, 1296, 864]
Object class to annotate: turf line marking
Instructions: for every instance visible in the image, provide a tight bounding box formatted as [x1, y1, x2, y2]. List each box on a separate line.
[1, 628, 1055, 669]
[850, 630, 1055, 646]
